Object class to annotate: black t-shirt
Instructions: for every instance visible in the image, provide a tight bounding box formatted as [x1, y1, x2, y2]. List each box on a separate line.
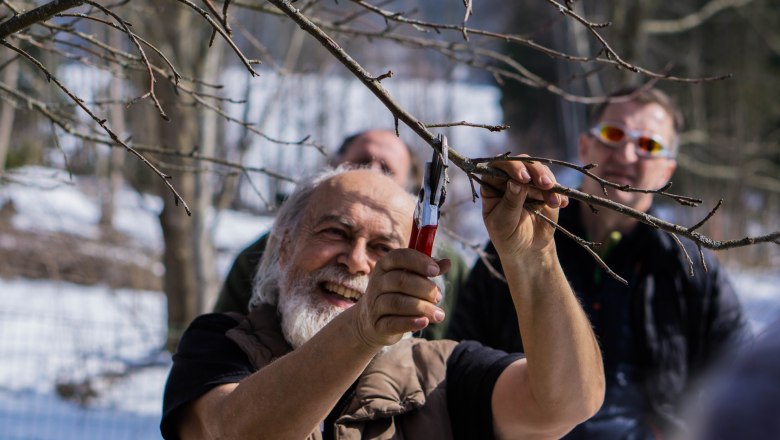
[161, 313, 522, 440]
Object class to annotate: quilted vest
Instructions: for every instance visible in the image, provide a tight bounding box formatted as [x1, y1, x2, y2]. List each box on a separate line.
[226, 305, 459, 440]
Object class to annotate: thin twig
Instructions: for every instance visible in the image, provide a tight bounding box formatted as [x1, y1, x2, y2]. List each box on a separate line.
[175, 0, 260, 76]
[424, 121, 509, 132]
[346, 0, 730, 83]
[84, 1, 170, 120]
[267, 0, 778, 256]
[533, 208, 627, 284]
[472, 154, 702, 206]
[669, 233, 696, 276]
[688, 199, 723, 232]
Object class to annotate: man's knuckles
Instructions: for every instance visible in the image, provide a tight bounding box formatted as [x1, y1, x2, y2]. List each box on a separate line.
[374, 291, 439, 316]
[378, 271, 438, 298]
[379, 249, 435, 275]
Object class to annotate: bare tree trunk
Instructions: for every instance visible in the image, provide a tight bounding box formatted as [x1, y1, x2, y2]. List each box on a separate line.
[99, 26, 127, 228]
[0, 58, 19, 171]
[131, 4, 217, 350]
[159, 174, 199, 351]
[156, 78, 200, 349]
[194, 45, 223, 313]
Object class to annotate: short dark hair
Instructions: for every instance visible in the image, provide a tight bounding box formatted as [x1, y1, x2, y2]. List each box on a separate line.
[335, 132, 363, 158]
[590, 86, 683, 155]
[591, 86, 684, 132]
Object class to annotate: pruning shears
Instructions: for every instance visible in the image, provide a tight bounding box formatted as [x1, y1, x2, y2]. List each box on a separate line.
[408, 134, 448, 257]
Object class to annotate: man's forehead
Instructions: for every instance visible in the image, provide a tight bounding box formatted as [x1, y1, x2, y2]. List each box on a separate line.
[310, 211, 406, 241]
[318, 170, 410, 200]
[304, 171, 413, 230]
[346, 132, 407, 158]
[602, 101, 673, 129]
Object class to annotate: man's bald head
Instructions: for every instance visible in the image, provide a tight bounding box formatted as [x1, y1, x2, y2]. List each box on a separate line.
[333, 130, 417, 189]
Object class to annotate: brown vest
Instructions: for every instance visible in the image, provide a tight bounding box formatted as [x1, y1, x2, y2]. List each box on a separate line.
[226, 305, 459, 440]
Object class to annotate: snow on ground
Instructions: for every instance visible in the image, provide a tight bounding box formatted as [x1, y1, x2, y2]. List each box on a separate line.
[0, 166, 778, 439]
[0, 278, 169, 440]
[0, 167, 274, 439]
[0, 166, 273, 277]
[730, 270, 780, 333]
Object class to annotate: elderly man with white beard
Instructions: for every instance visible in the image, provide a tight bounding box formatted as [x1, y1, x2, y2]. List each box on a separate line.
[160, 159, 605, 440]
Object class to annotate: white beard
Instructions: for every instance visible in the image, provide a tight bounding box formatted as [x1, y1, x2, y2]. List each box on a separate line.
[277, 264, 368, 349]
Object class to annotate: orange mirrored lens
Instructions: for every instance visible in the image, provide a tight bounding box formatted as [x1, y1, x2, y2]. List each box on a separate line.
[637, 137, 663, 154]
[600, 126, 625, 143]
[592, 123, 671, 157]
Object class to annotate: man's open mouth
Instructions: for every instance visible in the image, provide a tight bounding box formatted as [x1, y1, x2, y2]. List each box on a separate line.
[321, 282, 362, 303]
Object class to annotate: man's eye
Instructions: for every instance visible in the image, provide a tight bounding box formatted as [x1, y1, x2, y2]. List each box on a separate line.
[372, 243, 394, 255]
[322, 228, 348, 238]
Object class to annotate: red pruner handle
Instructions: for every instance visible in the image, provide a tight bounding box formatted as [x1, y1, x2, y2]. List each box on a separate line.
[408, 223, 437, 257]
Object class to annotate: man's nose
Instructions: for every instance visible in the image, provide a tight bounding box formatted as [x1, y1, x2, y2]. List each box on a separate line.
[338, 240, 372, 275]
[368, 160, 384, 172]
[614, 140, 639, 163]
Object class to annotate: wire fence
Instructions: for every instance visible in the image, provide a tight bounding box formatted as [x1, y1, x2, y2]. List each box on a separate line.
[0, 278, 169, 440]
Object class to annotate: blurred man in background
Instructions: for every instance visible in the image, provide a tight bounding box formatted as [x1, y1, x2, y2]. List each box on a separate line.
[691, 316, 780, 440]
[447, 86, 751, 439]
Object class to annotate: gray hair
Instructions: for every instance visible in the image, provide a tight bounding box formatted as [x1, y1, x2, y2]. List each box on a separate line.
[249, 167, 344, 310]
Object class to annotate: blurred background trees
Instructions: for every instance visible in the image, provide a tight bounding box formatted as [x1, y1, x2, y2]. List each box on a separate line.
[495, 0, 779, 267]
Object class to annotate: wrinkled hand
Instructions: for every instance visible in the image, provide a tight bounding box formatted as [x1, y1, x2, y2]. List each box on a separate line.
[481, 155, 568, 258]
[352, 249, 450, 349]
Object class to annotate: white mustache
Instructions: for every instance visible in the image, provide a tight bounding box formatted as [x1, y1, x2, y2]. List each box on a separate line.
[311, 264, 369, 296]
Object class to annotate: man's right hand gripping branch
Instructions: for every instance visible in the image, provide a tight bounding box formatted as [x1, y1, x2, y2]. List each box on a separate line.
[477, 157, 605, 438]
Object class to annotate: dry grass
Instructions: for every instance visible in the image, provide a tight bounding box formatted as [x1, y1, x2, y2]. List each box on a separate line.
[0, 215, 162, 291]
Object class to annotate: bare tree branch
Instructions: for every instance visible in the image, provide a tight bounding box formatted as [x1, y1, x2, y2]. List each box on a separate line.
[424, 121, 509, 132]
[0, 0, 85, 39]
[532, 207, 627, 284]
[175, 0, 261, 76]
[641, 0, 754, 35]
[266, 0, 778, 259]
[0, 0, 774, 289]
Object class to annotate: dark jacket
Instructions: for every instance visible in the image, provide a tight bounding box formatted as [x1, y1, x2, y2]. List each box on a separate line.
[227, 305, 459, 440]
[446, 200, 750, 434]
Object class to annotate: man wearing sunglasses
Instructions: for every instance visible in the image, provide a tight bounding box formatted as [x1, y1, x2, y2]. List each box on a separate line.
[446, 86, 750, 439]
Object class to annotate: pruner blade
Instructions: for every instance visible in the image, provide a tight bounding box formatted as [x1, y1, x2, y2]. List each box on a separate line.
[409, 134, 449, 257]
